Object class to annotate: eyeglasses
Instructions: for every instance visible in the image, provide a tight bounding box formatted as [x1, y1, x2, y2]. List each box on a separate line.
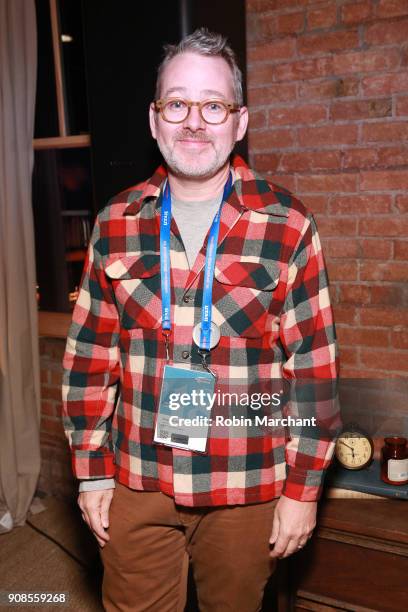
[154, 98, 240, 125]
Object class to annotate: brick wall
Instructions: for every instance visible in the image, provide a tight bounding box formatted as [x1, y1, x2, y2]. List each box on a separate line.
[39, 338, 75, 499]
[246, 0, 408, 377]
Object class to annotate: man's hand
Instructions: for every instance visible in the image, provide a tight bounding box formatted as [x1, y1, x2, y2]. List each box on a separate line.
[78, 489, 114, 547]
[269, 495, 317, 559]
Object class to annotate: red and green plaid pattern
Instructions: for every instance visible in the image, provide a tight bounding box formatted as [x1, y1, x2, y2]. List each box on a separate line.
[62, 155, 339, 505]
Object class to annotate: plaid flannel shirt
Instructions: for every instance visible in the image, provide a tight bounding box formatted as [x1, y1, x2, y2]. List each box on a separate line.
[62, 155, 339, 506]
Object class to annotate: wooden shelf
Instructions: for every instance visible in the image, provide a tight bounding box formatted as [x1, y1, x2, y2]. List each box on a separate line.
[33, 134, 91, 150]
[38, 311, 71, 339]
[65, 249, 87, 262]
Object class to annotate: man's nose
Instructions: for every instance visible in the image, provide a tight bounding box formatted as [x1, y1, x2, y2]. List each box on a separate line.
[183, 103, 205, 130]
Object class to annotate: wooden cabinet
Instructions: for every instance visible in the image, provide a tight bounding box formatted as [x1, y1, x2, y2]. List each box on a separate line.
[285, 499, 408, 612]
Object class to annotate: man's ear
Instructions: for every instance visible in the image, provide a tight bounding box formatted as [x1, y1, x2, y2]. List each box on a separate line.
[149, 103, 157, 140]
[235, 106, 248, 143]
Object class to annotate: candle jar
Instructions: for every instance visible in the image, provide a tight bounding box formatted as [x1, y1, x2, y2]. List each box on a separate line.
[380, 437, 408, 485]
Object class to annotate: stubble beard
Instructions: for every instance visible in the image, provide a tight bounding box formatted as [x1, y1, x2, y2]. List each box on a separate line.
[156, 132, 233, 179]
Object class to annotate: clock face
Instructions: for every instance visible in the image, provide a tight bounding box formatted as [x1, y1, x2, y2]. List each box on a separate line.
[335, 432, 374, 469]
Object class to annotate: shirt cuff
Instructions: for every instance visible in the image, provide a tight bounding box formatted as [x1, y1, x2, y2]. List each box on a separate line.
[79, 478, 116, 492]
[282, 466, 326, 502]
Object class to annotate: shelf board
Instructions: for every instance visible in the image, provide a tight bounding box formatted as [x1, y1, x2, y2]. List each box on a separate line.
[38, 311, 72, 339]
[33, 134, 91, 150]
[65, 249, 87, 262]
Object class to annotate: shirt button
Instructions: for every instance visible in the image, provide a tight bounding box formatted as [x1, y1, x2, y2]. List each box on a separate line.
[183, 295, 191, 303]
[182, 351, 190, 359]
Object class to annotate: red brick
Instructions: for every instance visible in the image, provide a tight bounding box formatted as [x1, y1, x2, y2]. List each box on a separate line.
[359, 216, 408, 237]
[329, 195, 391, 215]
[339, 346, 359, 366]
[362, 72, 408, 96]
[40, 432, 64, 449]
[341, 1, 372, 24]
[370, 285, 407, 305]
[279, 150, 341, 172]
[330, 98, 392, 121]
[307, 5, 337, 29]
[248, 63, 274, 87]
[338, 285, 371, 304]
[377, 146, 408, 168]
[318, 217, 358, 237]
[274, 57, 332, 82]
[360, 307, 408, 327]
[360, 261, 408, 282]
[265, 174, 296, 192]
[298, 173, 358, 193]
[297, 194, 328, 214]
[391, 329, 408, 349]
[41, 401, 55, 417]
[396, 95, 408, 116]
[326, 239, 359, 258]
[298, 124, 358, 146]
[333, 49, 400, 75]
[365, 17, 408, 44]
[248, 83, 298, 106]
[42, 385, 63, 401]
[251, 153, 280, 171]
[250, 14, 277, 42]
[342, 148, 378, 170]
[40, 369, 49, 384]
[50, 370, 62, 386]
[248, 38, 296, 63]
[340, 367, 386, 378]
[360, 348, 408, 372]
[269, 103, 327, 126]
[394, 240, 408, 260]
[298, 77, 359, 100]
[376, 0, 408, 18]
[338, 326, 390, 347]
[362, 122, 408, 143]
[332, 304, 359, 325]
[360, 238, 393, 259]
[250, 128, 295, 150]
[277, 11, 305, 35]
[247, 0, 280, 11]
[360, 170, 408, 191]
[249, 109, 267, 129]
[41, 416, 66, 438]
[327, 260, 358, 281]
[297, 30, 360, 56]
[396, 195, 408, 213]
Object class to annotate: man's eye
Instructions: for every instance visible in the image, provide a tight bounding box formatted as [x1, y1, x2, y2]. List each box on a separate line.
[206, 102, 223, 112]
[167, 100, 186, 110]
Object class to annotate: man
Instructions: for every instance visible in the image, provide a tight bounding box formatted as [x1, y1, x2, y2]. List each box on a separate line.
[62, 28, 338, 612]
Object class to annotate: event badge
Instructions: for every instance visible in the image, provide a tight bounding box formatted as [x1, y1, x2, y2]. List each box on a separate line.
[154, 364, 216, 453]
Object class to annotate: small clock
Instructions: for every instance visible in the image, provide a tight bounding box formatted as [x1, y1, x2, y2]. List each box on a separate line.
[335, 423, 374, 470]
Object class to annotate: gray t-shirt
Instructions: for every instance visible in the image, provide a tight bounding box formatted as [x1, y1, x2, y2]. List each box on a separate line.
[172, 192, 223, 268]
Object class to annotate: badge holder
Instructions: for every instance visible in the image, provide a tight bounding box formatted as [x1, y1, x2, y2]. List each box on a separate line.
[153, 173, 231, 454]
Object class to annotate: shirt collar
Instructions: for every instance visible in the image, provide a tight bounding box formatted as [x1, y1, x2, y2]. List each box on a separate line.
[123, 154, 290, 218]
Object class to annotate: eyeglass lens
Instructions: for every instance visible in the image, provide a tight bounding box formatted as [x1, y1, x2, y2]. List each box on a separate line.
[162, 100, 228, 124]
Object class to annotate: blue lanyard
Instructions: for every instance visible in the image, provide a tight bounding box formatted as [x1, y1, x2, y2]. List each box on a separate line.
[160, 172, 232, 350]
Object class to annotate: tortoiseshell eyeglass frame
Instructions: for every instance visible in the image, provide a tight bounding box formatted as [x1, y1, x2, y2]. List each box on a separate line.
[154, 98, 241, 124]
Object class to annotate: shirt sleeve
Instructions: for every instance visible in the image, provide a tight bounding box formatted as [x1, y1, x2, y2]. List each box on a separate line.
[279, 213, 340, 502]
[62, 215, 121, 481]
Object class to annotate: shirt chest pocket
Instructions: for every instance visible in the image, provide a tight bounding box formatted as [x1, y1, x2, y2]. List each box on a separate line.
[105, 253, 162, 330]
[212, 255, 280, 338]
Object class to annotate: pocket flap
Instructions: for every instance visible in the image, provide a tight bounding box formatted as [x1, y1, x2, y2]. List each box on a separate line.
[214, 255, 280, 290]
[105, 253, 160, 279]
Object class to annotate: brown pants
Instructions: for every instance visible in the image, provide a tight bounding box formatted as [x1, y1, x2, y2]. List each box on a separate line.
[100, 482, 279, 612]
